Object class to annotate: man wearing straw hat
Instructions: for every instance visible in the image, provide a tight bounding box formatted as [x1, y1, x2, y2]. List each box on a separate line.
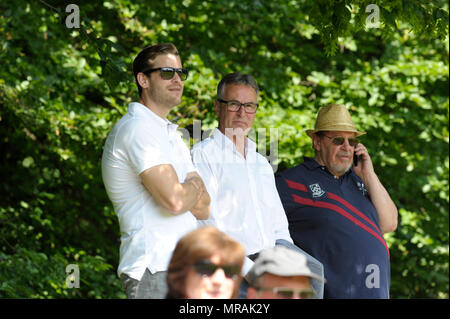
[275, 103, 398, 298]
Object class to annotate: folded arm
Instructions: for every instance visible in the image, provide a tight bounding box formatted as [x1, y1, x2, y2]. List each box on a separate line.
[185, 171, 211, 220]
[140, 164, 210, 219]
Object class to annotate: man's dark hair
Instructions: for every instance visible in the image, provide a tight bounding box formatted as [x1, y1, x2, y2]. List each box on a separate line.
[132, 43, 179, 96]
[217, 72, 259, 100]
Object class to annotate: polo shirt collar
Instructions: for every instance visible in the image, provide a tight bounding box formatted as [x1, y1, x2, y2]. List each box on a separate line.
[128, 102, 178, 132]
[303, 157, 322, 170]
[303, 156, 353, 178]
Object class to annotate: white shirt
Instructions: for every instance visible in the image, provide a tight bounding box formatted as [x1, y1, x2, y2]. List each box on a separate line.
[102, 102, 198, 280]
[191, 128, 293, 273]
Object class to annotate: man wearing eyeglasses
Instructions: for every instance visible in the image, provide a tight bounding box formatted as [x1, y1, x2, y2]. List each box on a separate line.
[275, 103, 398, 298]
[102, 43, 210, 299]
[191, 72, 324, 299]
[246, 246, 325, 299]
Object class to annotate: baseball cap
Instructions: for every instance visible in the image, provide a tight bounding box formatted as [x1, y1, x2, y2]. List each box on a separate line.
[247, 246, 325, 285]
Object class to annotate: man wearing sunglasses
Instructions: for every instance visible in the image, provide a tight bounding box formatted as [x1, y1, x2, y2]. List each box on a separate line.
[102, 43, 210, 299]
[191, 73, 324, 299]
[275, 103, 398, 298]
[247, 246, 325, 299]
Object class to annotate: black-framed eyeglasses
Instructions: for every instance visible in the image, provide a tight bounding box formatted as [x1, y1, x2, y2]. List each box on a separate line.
[217, 99, 258, 114]
[256, 287, 316, 299]
[193, 259, 240, 279]
[142, 67, 189, 81]
[323, 135, 359, 147]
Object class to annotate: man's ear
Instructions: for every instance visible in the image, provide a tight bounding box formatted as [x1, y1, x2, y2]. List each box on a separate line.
[312, 134, 321, 152]
[215, 100, 225, 132]
[137, 72, 150, 89]
[214, 99, 220, 116]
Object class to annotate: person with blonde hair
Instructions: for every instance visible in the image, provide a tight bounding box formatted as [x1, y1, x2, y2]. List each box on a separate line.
[166, 226, 245, 299]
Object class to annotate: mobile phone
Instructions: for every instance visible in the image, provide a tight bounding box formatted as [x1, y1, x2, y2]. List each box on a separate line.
[353, 153, 359, 166]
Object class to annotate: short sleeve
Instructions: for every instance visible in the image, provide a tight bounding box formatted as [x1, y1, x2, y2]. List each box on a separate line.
[119, 120, 170, 175]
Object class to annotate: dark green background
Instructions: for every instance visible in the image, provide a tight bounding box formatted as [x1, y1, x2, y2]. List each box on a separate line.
[0, 0, 448, 298]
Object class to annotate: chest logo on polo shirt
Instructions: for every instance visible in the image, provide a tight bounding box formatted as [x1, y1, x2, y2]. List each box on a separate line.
[357, 181, 368, 196]
[309, 183, 326, 199]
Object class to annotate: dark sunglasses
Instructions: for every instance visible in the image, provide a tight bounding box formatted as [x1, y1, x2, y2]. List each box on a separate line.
[142, 67, 189, 81]
[193, 259, 240, 279]
[323, 135, 359, 147]
[257, 287, 316, 299]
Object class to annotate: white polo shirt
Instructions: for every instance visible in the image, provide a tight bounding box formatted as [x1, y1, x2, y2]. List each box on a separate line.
[191, 128, 293, 273]
[102, 102, 198, 280]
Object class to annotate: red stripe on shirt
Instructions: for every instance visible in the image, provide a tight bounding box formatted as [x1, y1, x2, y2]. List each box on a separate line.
[285, 178, 383, 236]
[285, 179, 308, 192]
[327, 192, 382, 236]
[291, 194, 390, 258]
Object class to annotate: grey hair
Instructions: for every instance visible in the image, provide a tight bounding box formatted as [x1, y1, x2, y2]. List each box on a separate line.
[217, 72, 259, 100]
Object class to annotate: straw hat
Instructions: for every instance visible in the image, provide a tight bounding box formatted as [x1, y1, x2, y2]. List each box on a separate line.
[306, 104, 366, 138]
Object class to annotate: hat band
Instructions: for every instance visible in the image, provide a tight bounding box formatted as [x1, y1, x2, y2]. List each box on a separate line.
[315, 122, 357, 131]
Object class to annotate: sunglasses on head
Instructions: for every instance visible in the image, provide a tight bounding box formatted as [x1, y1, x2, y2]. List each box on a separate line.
[257, 287, 316, 299]
[193, 259, 240, 279]
[323, 135, 359, 147]
[142, 67, 189, 81]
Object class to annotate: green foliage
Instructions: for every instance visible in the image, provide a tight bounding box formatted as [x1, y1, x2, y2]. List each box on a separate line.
[0, 0, 448, 298]
[0, 248, 125, 298]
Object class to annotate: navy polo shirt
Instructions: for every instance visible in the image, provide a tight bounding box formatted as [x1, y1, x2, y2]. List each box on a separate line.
[275, 157, 390, 299]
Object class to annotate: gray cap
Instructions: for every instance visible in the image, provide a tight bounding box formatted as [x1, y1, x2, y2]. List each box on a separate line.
[247, 246, 325, 285]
